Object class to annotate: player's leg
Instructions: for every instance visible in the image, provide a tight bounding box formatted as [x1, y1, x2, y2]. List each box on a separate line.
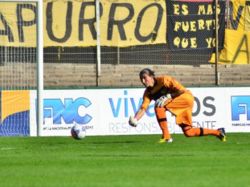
[166, 91, 194, 126]
[166, 91, 194, 121]
[180, 124, 227, 141]
[177, 106, 221, 137]
[154, 107, 172, 142]
[217, 128, 227, 142]
[180, 124, 220, 137]
[165, 91, 226, 141]
[166, 91, 226, 140]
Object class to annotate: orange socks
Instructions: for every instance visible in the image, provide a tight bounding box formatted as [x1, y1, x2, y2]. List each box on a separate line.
[155, 107, 221, 139]
[158, 119, 171, 139]
[182, 126, 220, 137]
[155, 107, 171, 139]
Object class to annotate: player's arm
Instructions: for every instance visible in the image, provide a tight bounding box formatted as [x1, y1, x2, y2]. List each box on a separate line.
[129, 109, 145, 127]
[134, 108, 146, 121]
[129, 91, 150, 127]
[163, 76, 185, 98]
[155, 76, 185, 107]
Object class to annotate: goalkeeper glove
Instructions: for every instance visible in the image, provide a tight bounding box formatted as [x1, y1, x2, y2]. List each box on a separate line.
[129, 116, 138, 127]
[155, 94, 172, 107]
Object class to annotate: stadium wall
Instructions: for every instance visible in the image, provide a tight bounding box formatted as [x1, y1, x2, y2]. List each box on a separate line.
[1, 63, 250, 88]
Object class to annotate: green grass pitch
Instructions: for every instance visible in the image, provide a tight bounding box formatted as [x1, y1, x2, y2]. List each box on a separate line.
[0, 133, 249, 187]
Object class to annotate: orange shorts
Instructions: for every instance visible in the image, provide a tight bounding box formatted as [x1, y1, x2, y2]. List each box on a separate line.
[165, 90, 194, 126]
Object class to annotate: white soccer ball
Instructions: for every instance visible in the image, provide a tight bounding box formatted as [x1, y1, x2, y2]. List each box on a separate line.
[71, 124, 86, 140]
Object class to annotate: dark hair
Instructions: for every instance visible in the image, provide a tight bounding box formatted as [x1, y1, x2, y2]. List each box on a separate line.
[139, 68, 155, 80]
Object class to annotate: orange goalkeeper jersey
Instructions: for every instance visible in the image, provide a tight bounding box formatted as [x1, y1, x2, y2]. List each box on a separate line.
[140, 76, 194, 126]
[140, 76, 186, 110]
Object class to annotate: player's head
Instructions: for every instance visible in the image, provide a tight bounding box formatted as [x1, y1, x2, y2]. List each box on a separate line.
[139, 68, 155, 88]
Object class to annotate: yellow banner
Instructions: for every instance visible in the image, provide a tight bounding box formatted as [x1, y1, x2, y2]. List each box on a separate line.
[0, 0, 166, 47]
[210, 29, 250, 64]
[0, 2, 37, 47]
[228, 0, 246, 31]
[210, 0, 250, 64]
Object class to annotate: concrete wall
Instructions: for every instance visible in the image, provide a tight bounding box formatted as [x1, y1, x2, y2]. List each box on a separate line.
[44, 63, 250, 88]
[0, 63, 250, 88]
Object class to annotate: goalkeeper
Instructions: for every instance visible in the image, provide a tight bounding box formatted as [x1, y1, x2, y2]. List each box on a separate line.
[129, 68, 226, 143]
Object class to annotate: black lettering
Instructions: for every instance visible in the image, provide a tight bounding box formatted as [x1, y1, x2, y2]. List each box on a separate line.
[135, 3, 163, 42]
[203, 96, 215, 116]
[108, 3, 134, 40]
[46, 2, 72, 43]
[16, 3, 36, 42]
[229, 1, 243, 30]
[79, 2, 103, 41]
[0, 13, 14, 42]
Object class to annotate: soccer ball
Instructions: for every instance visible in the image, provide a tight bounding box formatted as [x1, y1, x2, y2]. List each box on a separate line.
[71, 124, 86, 140]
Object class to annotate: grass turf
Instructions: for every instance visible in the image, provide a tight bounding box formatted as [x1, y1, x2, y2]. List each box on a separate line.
[0, 133, 249, 187]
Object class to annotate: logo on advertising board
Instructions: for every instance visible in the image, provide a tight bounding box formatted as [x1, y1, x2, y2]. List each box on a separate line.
[43, 97, 93, 131]
[107, 90, 218, 134]
[231, 96, 250, 126]
[192, 96, 217, 129]
[107, 90, 161, 134]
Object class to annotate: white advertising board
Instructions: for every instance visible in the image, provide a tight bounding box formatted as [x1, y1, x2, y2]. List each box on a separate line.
[30, 87, 250, 136]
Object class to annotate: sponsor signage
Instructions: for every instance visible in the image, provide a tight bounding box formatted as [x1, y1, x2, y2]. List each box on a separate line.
[29, 87, 250, 136]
